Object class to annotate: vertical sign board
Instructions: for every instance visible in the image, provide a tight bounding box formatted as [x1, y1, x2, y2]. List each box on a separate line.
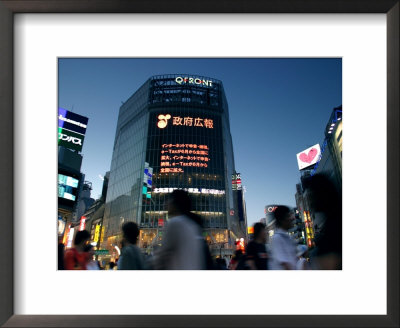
[94, 224, 101, 242]
[58, 216, 66, 236]
[58, 108, 89, 152]
[232, 173, 242, 190]
[67, 227, 75, 248]
[100, 226, 105, 242]
[143, 162, 153, 199]
[79, 216, 86, 231]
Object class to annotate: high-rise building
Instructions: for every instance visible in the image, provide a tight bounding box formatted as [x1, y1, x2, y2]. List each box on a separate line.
[232, 172, 248, 240]
[57, 108, 89, 243]
[101, 74, 240, 257]
[313, 105, 342, 191]
[295, 105, 342, 247]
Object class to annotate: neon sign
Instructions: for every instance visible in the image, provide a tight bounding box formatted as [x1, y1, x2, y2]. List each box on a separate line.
[157, 114, 213, 129]
[94, 224, 101, 242]
[79, 216, 86, 231]
[266, 206, 278, 213]
[153, 187, 225, 195]
[157, 114, 171, 128]
[175, 76, 213, 87]
[232, 173, 242, 190]
[58, 132, 83, 145]
[160, 144, 210, 173]
[63, 224, 71, 245]
[67, 227, 75, 248]
[58, 114, 87, 129]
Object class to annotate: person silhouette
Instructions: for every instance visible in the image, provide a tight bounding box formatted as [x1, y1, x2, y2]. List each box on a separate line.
[303, 173, 342, 270]
[154, 189, 211, 270]
[269, 206, 297, 270]
[117, 221, 146, 270]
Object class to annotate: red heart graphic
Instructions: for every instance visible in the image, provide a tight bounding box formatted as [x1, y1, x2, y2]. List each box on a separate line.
[299, 148, 318, 163]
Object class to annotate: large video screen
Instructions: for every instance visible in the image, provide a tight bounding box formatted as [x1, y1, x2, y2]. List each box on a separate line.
[58, 174, 79, 201]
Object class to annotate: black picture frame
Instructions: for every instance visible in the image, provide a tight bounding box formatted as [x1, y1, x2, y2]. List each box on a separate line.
[0, 1, 398, 327]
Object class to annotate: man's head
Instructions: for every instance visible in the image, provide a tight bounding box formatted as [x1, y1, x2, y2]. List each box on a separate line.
[274, 206, 294, 231]
[122, 221, 140, 245]
[83, 243, 95, 256]
[74, 230, 90, 247]
[253, 222, 267, 244]
[302, 173, 340, 213]
[167, 189, 191, 217]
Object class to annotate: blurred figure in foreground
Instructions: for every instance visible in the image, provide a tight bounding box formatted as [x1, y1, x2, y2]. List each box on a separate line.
[64, 230, 91, 270]
[245, 222, 269, 270]
[84, 244, 100, 270]
[296, 245, 310, 270]
[269, 206, 297, 270]
[155, 189, 211, 270]
[215, 257, 228, 270]
[58, 237, 65, 270]
[228, 250, 243, 270]
[303, 173, 342, 270]
[118, 221, 146, 270]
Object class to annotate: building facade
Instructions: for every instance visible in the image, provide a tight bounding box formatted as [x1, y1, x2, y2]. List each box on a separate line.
[313, 105, 342, 191]
[295, 105, 342, 248]
[58, 108, 89, 247]
[101, 74, 241, 257]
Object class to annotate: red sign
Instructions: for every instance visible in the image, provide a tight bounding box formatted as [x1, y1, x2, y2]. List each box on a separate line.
[79, 216, 86, 231]
[158, 218, 164, 227]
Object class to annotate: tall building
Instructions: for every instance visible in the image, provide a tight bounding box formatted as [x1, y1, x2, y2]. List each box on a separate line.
[72, 180, 95, 223]
[312, 105, 342, 191]
[101, 74, 240, 258]
[57, 108, 89, 244]
[232, 172, 248, 240]
[295, 105, 342, 247]
[83, 171, 110, 255]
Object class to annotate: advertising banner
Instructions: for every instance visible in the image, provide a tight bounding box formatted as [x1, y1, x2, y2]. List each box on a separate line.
[58, 108, 88, 135]
[58, 108, 88, 152]
[232, 173, 242, 190]
[58, 173, 79, 201]
[296, 144, 321, 170]
[58, 127, 85, 151]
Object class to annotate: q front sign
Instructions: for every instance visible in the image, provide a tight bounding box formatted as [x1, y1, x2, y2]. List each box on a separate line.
[175, 76, 213, 87]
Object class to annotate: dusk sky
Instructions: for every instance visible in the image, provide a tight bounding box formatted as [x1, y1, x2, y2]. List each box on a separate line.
[58, 58, 342, 227]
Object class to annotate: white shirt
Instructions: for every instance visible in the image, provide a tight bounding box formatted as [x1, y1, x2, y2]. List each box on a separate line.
[155, 215, 205, 270]
[269, 228, 298, 270]
[296, 257, 308, 270]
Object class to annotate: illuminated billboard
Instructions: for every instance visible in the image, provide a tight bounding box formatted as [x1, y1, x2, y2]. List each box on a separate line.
[79, 216, 86, 231]
[296, 144, 321, 170]
[58, 173, 79, 201]
[175, 76, 213, 87]
[154, 112, 218, 175]
[265, 205, 279, 226]
[157, 114, 213, 129]
[58, 108, 88, 152]
[232, 173, 242, 190]
[58, 127, 85, 151]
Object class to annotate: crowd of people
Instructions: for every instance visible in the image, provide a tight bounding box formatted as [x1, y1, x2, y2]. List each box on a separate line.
[58, 173, 342, 271]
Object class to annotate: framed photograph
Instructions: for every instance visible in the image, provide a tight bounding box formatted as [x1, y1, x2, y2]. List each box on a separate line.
[0, 1, 398, 327]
